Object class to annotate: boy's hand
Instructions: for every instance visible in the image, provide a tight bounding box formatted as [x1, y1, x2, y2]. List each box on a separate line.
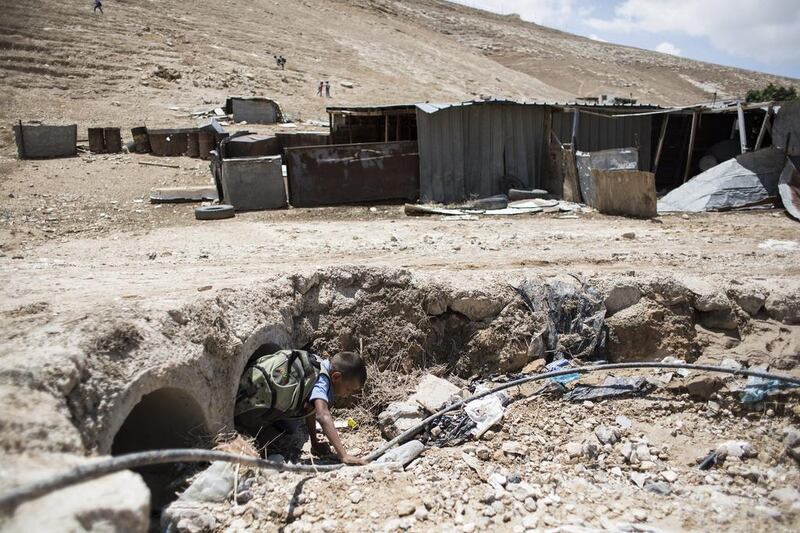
[340, 454, 367, 466]
[311, 441, 332, 457]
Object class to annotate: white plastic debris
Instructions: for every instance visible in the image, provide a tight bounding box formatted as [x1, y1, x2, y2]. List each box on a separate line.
[465, 385, 507, 439]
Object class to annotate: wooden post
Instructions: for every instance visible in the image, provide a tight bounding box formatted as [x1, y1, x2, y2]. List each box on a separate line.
[384, 114, 389, 143]
[653, 114, 670, 174]
[396, 114, 400, 141]
[754, 106, 772, 151]
[737, 103, 749, 153]
[570, 110, 580, 149]
[683, 111, 699, 183]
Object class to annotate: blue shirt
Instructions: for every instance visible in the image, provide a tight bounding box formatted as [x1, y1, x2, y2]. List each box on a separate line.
[308, 360, 334, 405]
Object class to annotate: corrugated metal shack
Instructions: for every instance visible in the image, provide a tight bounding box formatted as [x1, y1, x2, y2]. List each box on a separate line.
[415, 100, 662, 203]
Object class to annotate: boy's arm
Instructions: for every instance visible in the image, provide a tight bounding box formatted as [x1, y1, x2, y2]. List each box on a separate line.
[312, 399, 366, 465]
[305, 404, 330, 455]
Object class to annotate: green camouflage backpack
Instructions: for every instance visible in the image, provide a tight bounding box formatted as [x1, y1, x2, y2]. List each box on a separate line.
[234, 349, 328, 425]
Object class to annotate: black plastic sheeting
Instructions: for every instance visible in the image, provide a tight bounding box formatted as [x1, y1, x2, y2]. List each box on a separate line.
[515, 279, 607, 360]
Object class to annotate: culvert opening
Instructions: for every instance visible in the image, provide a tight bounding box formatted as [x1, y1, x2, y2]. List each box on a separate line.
[111, 387, 209, 519]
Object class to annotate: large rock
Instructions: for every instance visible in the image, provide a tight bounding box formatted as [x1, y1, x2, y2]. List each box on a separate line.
[449, 292, 506, 321]
[727, 286, 767, 316]
[765, 291, 800, 324]
[605, 299, 699, 362]
[686, 374, 724, 400]
[409, 374, 461, 413]
[4, 457, 150, 532]
[378, 401, 426, 440]
[604, 282, 642, 315]
[683, 278, 732, 313]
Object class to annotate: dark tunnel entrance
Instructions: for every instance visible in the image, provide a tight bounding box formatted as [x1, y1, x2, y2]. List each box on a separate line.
[111, 387, 209, 521]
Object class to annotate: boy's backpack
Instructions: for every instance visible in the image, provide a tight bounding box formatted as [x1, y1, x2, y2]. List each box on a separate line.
[234, 349, 328, 423]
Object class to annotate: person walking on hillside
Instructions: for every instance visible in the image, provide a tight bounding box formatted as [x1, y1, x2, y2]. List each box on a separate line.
[93, 0, 103, 14]
[316, 81, 324, 97]
[324, 81, 331, 98]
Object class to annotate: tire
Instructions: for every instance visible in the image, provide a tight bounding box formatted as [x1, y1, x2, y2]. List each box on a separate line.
[195, 205, 235, 220]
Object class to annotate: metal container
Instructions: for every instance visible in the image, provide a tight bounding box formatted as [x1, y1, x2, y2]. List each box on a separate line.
[88, 128, 106, 154]
[148, 128, 191, 156]
[104, 127, 122, 154]
[186, 129, 200, 158]
[198, 130, 215, 160]
[131, 126, 151, 154]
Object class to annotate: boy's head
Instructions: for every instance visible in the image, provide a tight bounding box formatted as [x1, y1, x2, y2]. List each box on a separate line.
[329, 351, 367, 399]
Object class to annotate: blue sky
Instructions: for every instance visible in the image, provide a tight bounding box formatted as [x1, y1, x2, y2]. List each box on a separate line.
[452, 0, 800, 79]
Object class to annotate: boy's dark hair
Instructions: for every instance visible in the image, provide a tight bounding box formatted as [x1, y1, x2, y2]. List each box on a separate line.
[330, 351, 367, 385]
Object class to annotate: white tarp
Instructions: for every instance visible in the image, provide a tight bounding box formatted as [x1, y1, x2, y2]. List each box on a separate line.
[658, 148, 786, 212]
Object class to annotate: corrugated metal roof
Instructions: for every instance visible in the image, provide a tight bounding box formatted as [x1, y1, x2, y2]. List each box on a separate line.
[416, 98, 667, 114]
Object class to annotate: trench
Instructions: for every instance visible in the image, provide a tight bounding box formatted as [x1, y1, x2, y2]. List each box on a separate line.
[94, 269, 798, 530]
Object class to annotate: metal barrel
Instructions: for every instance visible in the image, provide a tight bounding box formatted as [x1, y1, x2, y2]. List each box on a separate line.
[131, 127, 151, 154]
[198, 130, 215, 160]
[186, 129, 200, 158]
[104, 127, 122, 154]
[88, 128, 106, 154]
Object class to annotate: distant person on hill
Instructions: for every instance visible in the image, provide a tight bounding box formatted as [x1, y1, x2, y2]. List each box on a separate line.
[316, 81, 324, 97]
[93, 0, 103, 14]
[280, 56, 287, 70]
[325, 81, 331, 98]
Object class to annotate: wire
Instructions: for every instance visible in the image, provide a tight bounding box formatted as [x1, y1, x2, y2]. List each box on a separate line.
[1, 362, 798, 511]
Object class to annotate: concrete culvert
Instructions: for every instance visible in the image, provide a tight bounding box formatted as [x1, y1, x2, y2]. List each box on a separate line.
[111, 387, 210, 514]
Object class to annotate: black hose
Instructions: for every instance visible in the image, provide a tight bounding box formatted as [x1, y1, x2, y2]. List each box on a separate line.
[2, 362, 798, 512]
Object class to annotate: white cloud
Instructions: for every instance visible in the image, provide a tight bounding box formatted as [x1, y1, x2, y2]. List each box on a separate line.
[655, 42, 681, 56]
[587, 0, 800, 65]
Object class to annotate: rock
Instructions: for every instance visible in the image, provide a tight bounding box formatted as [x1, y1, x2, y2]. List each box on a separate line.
[765, 291, 800, 324]
[509, 482, 536, 502]
[771, 487, 800, 506]
[595, 425, 619, 445]
[783, 427, 800, 448]
[179, 462, 236, 503]
[476, 446, 491, 460]
[523, 497, 537, 513]
[622, 232, 636, 240]
[686, 375, 724, 400]
[397, 500, 416, 517]
[582, 441, 599, 459]
[409, 374, 461, 413]
[604, 282, 643, 315]
[661, 470, 679, 483]
[424, 291, 449, 316]
[634, 443, 652, 462]
[630, 472, 648, 488]
[684, 278, 731, 313]
[320, 519, 338, 532]
[502, 441, 527, 457]
[631, 508, 648, 522]
[488, 472, 508, 489]
[378, 401, 426, 440]
[350, 491, 363, 504]
[414, 507, 429, 520]
[522, 358, 546, 374]
[716, 440, 756, 459]
[620, 441, 633, 462]
[727, 287, 766, 316]
[615, 415, 632, 429]
[376, 440, 425, 467]
[565, 442, 583, 458]
[522, 514, 538, 529]
[449, 293, 505, 321]
[644, 481, 672, 495]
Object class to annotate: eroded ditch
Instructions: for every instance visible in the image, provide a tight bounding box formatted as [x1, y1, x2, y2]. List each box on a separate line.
[5, 267, 798, 529]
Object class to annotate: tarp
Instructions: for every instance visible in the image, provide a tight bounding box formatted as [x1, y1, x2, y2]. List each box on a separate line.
[779, 156, 800, 221]
[658, 148, 787, 212]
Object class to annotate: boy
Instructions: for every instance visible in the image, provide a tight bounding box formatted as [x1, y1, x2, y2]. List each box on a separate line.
[235, 349, 367, 465]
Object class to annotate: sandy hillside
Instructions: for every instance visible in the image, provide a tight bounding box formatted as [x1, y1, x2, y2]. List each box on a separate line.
[1, 0, 796, 155]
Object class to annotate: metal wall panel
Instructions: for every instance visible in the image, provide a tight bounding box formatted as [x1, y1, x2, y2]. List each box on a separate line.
[287, 141, 419, 207]
[417, 103, 547, 203]
[552, 110, 653, 171]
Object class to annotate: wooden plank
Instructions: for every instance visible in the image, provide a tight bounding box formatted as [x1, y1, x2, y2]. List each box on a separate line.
[562, 146, 581, 203]
[683, 111, 699, 183]
[737, 103, 749, 153]
[653, 114, 669, 174]
[754, 107, 772, 151]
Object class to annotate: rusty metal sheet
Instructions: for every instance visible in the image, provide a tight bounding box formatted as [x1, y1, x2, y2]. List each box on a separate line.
[222, 134, 281, 159]
[287, 141, 419, 207]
